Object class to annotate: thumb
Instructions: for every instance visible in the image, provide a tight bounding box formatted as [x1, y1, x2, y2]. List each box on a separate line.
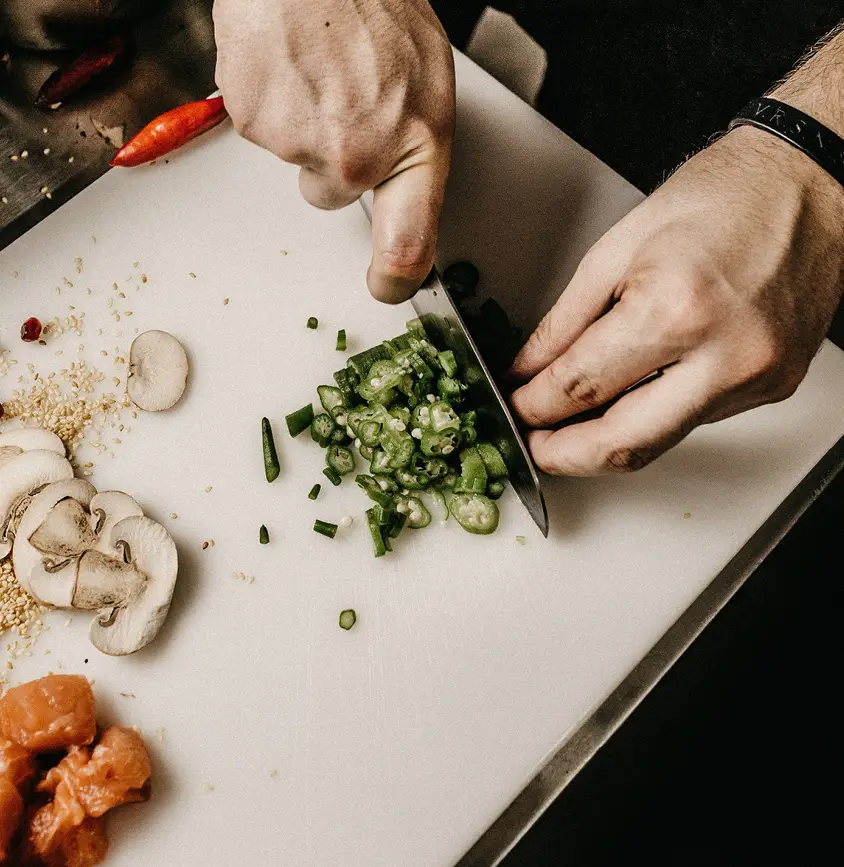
[367, 154, 449, 304]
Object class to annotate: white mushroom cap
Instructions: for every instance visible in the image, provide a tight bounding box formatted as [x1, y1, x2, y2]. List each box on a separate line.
[0, 429, 66, 456]
[89, 491, 144, 557]
[0, 446, 23, 468]
[13, 479, 96, 607]
[127, 330, 188, 412]
[88, 515, 178, 656]
[0, 450, 74, 559]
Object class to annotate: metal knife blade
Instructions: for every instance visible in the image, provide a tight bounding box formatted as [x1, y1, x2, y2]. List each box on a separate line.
[359, 194, 548, 537]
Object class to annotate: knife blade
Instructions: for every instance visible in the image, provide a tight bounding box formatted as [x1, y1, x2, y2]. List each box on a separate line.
[359, 194, 548, 537]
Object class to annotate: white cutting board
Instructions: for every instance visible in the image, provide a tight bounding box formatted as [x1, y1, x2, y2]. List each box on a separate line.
[3, 52, 844, 866]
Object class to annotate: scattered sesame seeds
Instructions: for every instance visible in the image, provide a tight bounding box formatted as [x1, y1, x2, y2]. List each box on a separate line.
[204, 486, 212, 493]
[168, 513, 178, 520]
[1, 559, 46, 642]
[223, 298, 229, 306]
[232, 571, 254, 584]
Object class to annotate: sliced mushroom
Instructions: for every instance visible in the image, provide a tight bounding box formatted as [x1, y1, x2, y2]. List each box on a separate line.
[0, 450, 74, 559]
[30, 497, 96, 557]
[88, 516, 178, 656]
[0, 445, 24, 467]
[88, 491, 144, 556]
[13, 479, 96, 607]
[127, 330, 188, 412]
[73, 549, 145, 610]
[0, 429, 66, 456]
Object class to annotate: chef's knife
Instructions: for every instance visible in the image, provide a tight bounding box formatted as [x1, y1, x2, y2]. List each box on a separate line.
[359, 194, 548, 537]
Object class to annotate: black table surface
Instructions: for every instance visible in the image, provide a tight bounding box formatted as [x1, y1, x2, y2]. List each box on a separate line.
[429, 2, 844, 864]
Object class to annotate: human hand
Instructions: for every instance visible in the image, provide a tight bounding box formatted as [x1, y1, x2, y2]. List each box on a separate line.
[213, 0, 455, 303]
[509, 126, 844, 475]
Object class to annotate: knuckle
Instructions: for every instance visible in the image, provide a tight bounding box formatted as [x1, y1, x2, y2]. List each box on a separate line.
[547, 363, 603, 408]
[600, 442, 655, 474]
[378, 238, 432, 278]
[643, 272, 713, 345]
[741, 329, 788, 385]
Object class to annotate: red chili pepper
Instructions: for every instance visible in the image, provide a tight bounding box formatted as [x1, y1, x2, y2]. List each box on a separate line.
[36, 33, 128, 107]
[110, 97, 228, 168]
[21, 318, 42, 343]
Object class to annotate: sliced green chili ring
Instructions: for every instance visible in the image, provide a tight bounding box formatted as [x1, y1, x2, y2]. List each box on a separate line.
[308, 483, 321, 500]
[330, 427, 349, 445]
[459, 425, 478, 447]
[307, 316, 319, 329]
[339, 609, 357, 629]
[286, 403, 315, 438]
[461, 410, 478, 428]
[437, 350, 458, 378]
[455, 447, 488, 494]
[314, 519, 338, 538]
[477, 442, 509, 478]
[346, 405, 382, 436]
[355, 474, 395, 508]
[390, 406, 411, 426]
[437, 469, 458, 490]
[365, 507, 387, 557]
[336, 329, 347, 352]
[410, 403, 432, 429]
[326, 444, 355, 475]
[423, 457, 449, 479]
[395, 468, 430, 490]
[323, 466, 342, 486]
[396, 496, 431, 529]
[381, 339, 401, 357]
[261, 417, 280, 482]
[358, 420, 382, 448]
[487, 479, 506, 500]
[259, 524, 269, 544]
[421, 428, 460, 458]
[429, 401, 461, 432]
[310, 413, 336, 447]
[317, 384, 347, 414]
[380, 429, 415, 469]
[450, 492, 499, 535]
[373, 474, 399, 493]
[359, 444, 374, 461]
[369, 448, 393, 475]
[431, 489, 449, 521]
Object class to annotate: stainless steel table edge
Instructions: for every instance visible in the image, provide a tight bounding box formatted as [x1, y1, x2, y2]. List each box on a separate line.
[456, 432, 844, 867]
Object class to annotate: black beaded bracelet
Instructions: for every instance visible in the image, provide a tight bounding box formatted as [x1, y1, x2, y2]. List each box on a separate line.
[728, 97, 844, 188]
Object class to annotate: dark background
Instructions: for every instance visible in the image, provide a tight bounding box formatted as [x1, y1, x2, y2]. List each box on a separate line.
[429, 2, 844, 865]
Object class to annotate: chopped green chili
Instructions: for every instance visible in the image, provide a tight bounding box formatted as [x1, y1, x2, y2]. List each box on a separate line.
[259, 524, 269, 544]
[308, 483, 321, 500]
[365, 507, 387, 557]
[286, 403, 314, 438]
[323, 466, 342, 486]
[487, 479, 506, 500]
[307, 316, 319, 329]
[310, 413, 336, 447]
[326, 444, 355, 475]
[339, 609, 357, 630]
[313, 519, 338, 538]
[336, 328, 347, 352]
[261, 417, 280, 482]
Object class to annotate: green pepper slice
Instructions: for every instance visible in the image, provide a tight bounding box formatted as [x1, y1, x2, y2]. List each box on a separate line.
[449, 493, 499, 534]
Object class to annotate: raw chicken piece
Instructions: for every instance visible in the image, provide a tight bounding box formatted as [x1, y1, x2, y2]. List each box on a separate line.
[48, 818, 109, 867]
[0, 777, 24, 863]
[37, 727, 151, 816]
[0, 676, 96, 753]
[0, 736, 36, 791]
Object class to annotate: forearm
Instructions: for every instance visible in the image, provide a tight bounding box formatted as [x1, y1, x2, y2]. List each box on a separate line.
[770, 21, 844, 136]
